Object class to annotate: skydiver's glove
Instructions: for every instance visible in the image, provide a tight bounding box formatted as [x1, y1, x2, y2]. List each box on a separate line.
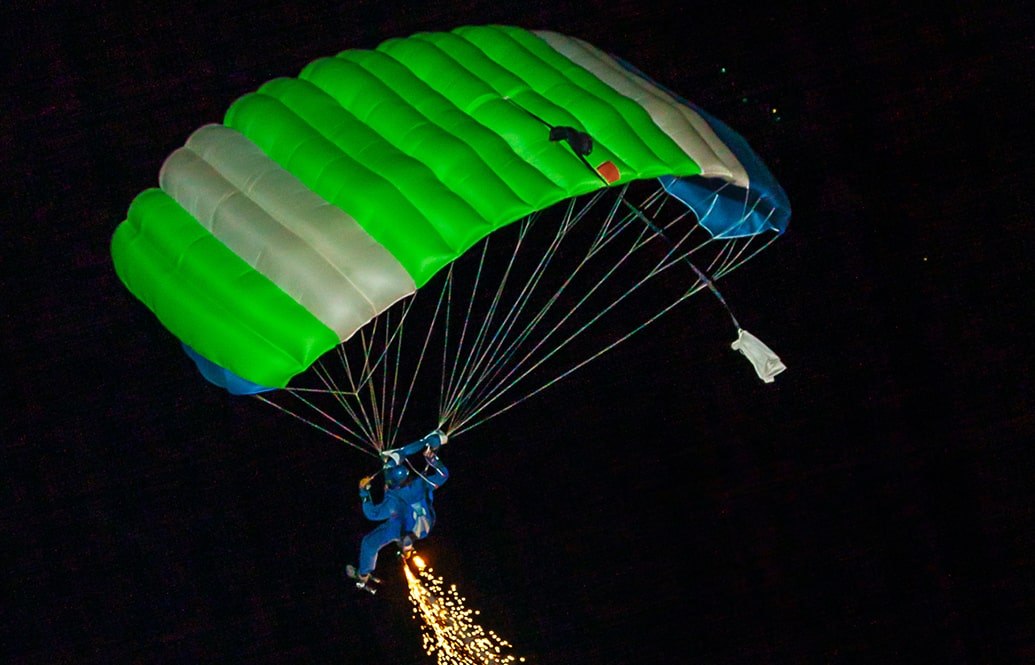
[359, 475, 374, 493]
[423, 447, 437, 464]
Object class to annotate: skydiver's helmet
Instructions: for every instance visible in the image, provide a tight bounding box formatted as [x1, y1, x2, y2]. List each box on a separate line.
[384, 464, 410, 488]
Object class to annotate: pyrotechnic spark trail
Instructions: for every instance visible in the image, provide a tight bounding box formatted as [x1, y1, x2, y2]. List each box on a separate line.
[405, 557, 526, 665]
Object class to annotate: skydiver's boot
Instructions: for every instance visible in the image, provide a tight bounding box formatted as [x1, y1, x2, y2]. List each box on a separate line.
[398, 534, 416, 560]
[346, 564, 381, 594]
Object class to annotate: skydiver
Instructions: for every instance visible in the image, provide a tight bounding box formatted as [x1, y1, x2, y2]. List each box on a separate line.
[346, 429, 448, 593]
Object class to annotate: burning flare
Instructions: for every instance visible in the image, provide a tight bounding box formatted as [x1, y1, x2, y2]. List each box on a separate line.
[405, 558, 526, 665]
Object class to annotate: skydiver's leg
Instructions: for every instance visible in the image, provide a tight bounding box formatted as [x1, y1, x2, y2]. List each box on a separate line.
[358, 520, 402, 575]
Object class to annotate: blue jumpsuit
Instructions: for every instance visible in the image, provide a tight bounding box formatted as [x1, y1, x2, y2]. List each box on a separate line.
[358, 450, 448, 575]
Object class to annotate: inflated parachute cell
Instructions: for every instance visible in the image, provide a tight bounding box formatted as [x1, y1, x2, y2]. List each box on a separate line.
[111, 25, 790, 394]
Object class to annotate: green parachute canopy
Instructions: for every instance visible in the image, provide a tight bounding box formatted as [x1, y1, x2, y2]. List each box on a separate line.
[112, 25, 789, 395]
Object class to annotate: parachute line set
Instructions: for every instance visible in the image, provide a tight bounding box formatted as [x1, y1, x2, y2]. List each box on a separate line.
[112, 26, 790, 453]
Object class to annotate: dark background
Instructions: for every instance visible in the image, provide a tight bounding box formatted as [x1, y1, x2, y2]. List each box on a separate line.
[5, 1, 1033, 663]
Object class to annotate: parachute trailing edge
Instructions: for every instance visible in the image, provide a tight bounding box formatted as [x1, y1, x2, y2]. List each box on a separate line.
[111, 25, 790, 393]
[658, 104, 791, 239]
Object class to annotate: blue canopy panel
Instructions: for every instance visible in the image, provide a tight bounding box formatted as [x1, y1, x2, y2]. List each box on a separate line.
[182, 344, 276, 395]
[613, 58, 790, 239]
[659, 104, 790, 239]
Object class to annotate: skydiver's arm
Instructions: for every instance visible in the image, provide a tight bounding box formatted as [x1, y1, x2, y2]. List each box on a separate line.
[360, 476, 394, 520]
[424, 456, 448, 487]
[382, 431, 447, 465]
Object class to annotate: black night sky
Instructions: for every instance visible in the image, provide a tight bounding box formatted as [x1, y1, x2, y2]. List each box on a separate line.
[5, 2, 1034, 663]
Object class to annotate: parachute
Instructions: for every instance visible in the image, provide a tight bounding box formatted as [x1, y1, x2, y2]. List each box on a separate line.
[111, 26, 789, 452]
